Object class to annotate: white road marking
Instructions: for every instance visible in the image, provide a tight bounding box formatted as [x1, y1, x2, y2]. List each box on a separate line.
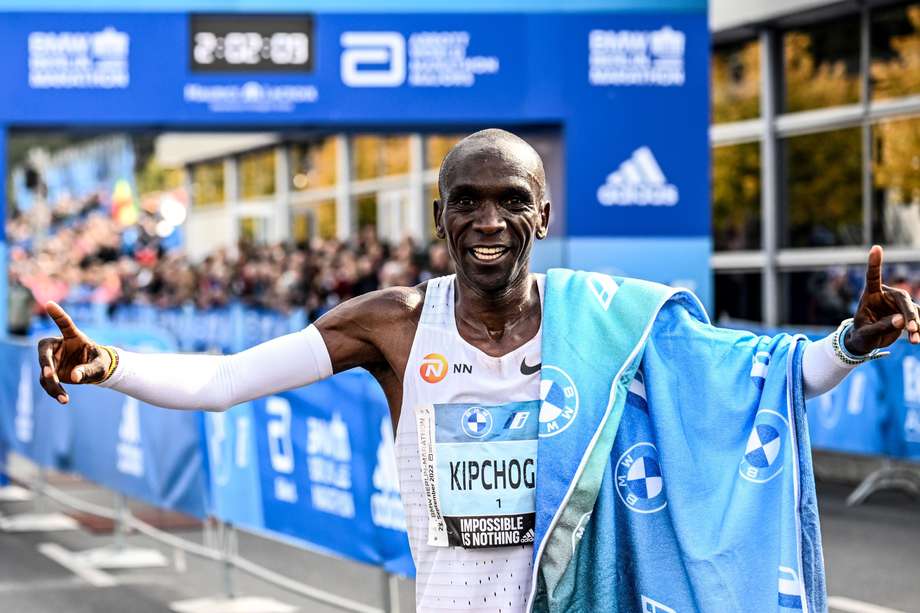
[829, 596, 910, 613]
[38, 542, 117, 587]
[0, 576, 84, 594]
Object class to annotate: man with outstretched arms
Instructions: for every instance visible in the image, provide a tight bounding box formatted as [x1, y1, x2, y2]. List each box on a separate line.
[37, 130, 920, 613]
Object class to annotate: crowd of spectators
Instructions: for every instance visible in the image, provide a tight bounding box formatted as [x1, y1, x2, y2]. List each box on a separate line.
[7, 193, 453, 331]
[11, 189, 920, 333]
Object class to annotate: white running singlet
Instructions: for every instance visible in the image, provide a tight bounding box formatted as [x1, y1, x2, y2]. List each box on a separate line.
[395, 274, 544, 613]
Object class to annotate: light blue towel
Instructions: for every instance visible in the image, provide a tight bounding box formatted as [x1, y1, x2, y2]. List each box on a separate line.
[530, 269, 826, 613]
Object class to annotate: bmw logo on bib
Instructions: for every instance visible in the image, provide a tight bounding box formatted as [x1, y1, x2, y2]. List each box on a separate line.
[615, 442, 667, 513]
[739, 409, 789, 483]
[461, 406, 493, 438]
[539, 365, 579, 438]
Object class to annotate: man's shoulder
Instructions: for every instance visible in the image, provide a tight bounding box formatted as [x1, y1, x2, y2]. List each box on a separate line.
[359, 282, 429, 325]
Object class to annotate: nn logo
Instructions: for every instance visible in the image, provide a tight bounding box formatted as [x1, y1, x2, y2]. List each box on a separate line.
[419, 353, 448, 384]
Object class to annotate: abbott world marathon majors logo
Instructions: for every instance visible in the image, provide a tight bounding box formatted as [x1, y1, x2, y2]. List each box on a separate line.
[616, 442, 667, 513]
[597, 146, 679, 207]
[340, 31, 499, 88]
[740, 409, 789, 483]
[539, 366, 579, 437]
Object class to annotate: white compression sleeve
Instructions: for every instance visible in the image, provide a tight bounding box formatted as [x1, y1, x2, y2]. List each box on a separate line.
[802, 332, 858, 400]
[98, 325, 333, 411]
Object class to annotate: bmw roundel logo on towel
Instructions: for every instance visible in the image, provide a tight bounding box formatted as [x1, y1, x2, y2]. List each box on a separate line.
[739, 409, 789, 483]
[461, 406, 493, 438]
[750, 351, 770, 388]
[615, 442, 667, 513]
[539, 365, 579, 438]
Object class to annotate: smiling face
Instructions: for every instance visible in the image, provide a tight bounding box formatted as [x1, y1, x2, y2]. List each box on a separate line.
[434, 130, 551, 295]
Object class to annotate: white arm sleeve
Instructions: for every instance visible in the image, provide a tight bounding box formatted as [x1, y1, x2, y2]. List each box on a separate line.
[98, 325, 333, 412]
[802, 333, 858, 400]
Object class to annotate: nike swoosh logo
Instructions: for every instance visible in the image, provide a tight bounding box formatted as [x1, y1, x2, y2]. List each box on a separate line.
[520, 358, 541, 376]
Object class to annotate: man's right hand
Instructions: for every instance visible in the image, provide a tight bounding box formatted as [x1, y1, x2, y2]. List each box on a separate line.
[37, 302, 112, 404]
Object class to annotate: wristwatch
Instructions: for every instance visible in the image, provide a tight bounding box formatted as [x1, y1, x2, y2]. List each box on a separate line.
[832, 318, 889, 366]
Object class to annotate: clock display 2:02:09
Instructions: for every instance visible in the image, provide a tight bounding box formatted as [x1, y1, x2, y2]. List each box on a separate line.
[193, 31, 309, 66]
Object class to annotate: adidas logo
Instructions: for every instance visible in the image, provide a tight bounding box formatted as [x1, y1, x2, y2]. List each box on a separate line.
[520, 528, 535, 544]
[596, 146, 679, 207]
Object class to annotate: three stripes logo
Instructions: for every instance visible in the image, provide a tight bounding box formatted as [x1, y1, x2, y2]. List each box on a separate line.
[597, 146, 679, 207]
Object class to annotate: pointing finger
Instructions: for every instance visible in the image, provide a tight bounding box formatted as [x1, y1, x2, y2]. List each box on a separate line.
[46, 301, 82, 340]
[865, 245, 883, 294]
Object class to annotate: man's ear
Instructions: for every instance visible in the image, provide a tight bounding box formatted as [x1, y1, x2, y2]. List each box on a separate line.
[536, 200, 551, 239]
[433, 199, 446, 239]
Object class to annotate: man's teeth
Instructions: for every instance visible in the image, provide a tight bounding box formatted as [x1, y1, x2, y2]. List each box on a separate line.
[472, 247, 507, 261]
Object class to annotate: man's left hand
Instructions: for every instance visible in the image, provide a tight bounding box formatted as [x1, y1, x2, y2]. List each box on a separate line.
[846, 245, 920, 355]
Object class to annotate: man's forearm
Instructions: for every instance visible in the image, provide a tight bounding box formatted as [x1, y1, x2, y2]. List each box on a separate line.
[802, 332, 857, 400]
[98, 325, 333, 411]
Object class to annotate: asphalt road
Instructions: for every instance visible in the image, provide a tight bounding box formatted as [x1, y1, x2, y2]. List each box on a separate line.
[0, 478, 917, 613]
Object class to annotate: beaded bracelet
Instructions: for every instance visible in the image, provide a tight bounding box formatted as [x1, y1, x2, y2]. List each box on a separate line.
[832, 318, 889, 366]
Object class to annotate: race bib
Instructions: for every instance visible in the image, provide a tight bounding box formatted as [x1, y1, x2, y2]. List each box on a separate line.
[416, 401, 539, 549]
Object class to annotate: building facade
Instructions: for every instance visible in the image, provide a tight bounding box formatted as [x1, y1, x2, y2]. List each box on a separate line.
[710, 0, 920, 326]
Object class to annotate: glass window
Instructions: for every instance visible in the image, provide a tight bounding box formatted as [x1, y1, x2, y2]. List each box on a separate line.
[238, 216, 268, 244]
[783, 127, 863, 247]
[351, 135, 410, 180]
[291, 138, 337, 190]
[712, 142, 761, 250]
[784, 263, 920, 325]
[871, 3, 920, 101]
[782, 267, 863, 326]
[426, 134, 465, 169]
[292, 199, 336, 242]
[239, 148, 276, 200]
[354, 193, 378, 232]
[714, 272, 762, 323]
[191, 160, 225, 207]
[783, 17, 861, 113]
[711, 40, 761, 123]
[872, 116, 920, 247]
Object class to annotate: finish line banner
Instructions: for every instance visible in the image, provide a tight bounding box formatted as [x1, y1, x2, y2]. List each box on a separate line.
[0, 4, 713, 306]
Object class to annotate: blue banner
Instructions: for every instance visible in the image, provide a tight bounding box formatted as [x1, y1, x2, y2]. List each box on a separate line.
[204, 370, 414, 576]
[806, 342, 920, 461]
[0, 334, 209, 518]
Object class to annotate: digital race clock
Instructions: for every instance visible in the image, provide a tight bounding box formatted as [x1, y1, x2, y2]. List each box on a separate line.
[190, 14, 314, 73]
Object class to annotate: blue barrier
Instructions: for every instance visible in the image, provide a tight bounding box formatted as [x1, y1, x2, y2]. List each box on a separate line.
[32, 302, 309, 354]
[806, 341, 920, 461]
[0, 332, 210, 518]
[0, 329, 415, 576]
[203, 371, 414, 576]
